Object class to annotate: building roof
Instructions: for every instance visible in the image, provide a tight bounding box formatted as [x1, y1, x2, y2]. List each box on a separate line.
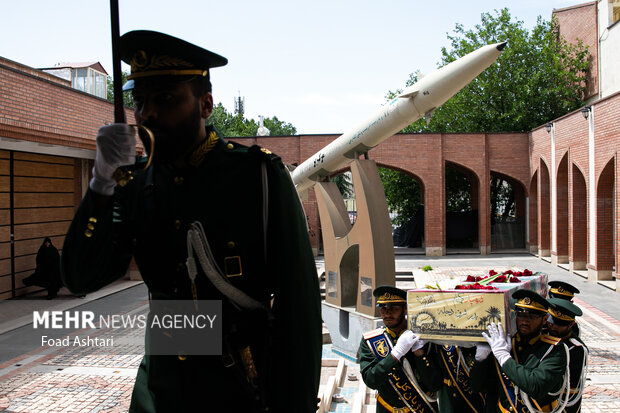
[38, 61, 109, 75]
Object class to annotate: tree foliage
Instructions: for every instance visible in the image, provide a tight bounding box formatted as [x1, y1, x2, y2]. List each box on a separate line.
[106, 74, 296, 138]
[381, 8, 590, 230]
[106, 70, 135, 109]
[387, 8, 590, 133]
[379, 167, 422, 226]
[207, 103, 296, 137]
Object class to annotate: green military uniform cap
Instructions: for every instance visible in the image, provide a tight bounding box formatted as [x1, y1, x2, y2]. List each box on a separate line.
[512, 289, 549, 315]
[119, 30, 228, 91]
[373, 285, 407, 307]
[548, 281, 580, 301]
[548, 297, 582, 326]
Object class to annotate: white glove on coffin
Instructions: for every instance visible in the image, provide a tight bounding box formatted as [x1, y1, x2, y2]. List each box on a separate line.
[482, 322, 512, 367]
[411, 338, 426, 352]
[475, 343, 492, 361]
[89, 124, 136, 196]
[391, 330, 418, 361]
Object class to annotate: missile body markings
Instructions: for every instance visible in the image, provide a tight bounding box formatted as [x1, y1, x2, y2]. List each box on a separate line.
[291, 42, 506, 195]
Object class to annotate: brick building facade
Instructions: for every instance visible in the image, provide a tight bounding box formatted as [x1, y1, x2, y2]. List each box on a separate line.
[0, 2, 618, 298]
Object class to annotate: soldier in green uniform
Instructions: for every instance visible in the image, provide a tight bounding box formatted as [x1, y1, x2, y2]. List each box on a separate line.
[358, 286, 442, 413]
[435, 345, 486, 413]
[548, 281, 580, 302]
[61, 30, 321, 412]
[470, 290, 569, 413]
[547, 298, 588, 413]
[548, 280, 581, 337]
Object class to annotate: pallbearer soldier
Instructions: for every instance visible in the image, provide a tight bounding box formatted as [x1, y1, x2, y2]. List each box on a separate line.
[547, 298, 588, 413]
[358, 286, 442, 413]
[61, 30, 321, 412]
[471, 290, 569, 413]
[435, 345, 486, 412]
[548, 281, 580, 301]
[548, 280, 582, 336]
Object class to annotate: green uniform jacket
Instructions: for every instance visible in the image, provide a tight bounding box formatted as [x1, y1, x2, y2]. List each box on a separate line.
[470, 333, 567, 413]
[436, 346, 484, 413]
[358, 330, 442, 412]
[61, 128, 322, 412]
[563, 332, 587, 413]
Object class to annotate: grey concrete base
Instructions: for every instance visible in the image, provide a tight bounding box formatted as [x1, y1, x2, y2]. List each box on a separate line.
[480, 245, 490, 255]
[551, 254, 569, 265]
[570, 261, 587, 271]
[322, 301, 383, 358]
[588, 268, 613, 282]
[529, 245, 538, 254]
[426, 247, 445, 257]
[538, 249, 550, 257]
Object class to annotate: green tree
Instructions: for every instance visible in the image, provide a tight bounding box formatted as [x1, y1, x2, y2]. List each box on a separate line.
[387, 8, 589, 133]
[382, 8, 589, 226]
[106, 70, 134, 109]
[207, 103, 297, 138]
[379, 167, 422, 226]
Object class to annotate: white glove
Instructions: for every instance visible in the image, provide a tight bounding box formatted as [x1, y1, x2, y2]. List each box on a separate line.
[89, 124, 136, 196]
[475, 343, 492, 361]
[411, 338, 426, 352]
[391, 330, 417, 361]
[482, 322, 512, 367]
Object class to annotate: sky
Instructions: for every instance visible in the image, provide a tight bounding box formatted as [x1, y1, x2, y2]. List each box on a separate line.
[1, 0, 583, 135]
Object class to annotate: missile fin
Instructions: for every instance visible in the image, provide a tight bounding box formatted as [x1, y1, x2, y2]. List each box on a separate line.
[398, 89, 419, 99]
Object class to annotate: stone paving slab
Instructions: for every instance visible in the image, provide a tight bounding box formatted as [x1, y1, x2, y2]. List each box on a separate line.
[0, 257, 618, 412]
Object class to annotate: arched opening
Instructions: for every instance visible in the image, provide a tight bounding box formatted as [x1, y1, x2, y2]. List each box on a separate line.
[595, 158, 615, 279]
[378, 166, 425, 253]
[539, 160, 551, 256]
[529, 171, 538, 253]
[490, 171, 527, 250]
[556, 154, 569, 262]
[571, 164, 587, 270]
[445, 162, 479, 252]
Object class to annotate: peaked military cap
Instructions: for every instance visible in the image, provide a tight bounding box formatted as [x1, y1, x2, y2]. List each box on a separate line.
[548, 297, 582, 325]
[512, 289, 549, 315]
[374, 285, 407, 307]
[548, 281, 580, 301]
[119, 30, 227, 91]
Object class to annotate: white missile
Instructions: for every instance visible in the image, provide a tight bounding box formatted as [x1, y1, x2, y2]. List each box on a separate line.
[291, 42, 506, 195]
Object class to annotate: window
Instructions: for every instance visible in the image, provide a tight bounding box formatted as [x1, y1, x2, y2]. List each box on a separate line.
[71, 67, 108, 99]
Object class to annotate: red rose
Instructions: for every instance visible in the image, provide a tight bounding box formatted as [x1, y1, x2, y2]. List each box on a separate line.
[523, 269, 532, 276]
[489, 270, 497, 276]
[466, 275, 476, 282]
[509, 276, 520, 283]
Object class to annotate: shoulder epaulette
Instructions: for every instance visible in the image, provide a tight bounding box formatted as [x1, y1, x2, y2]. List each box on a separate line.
[363, 327, 385, 340]
[541, 334, 562, 345]
[248, 144, 281, 163]
[569, 337, 584, 347]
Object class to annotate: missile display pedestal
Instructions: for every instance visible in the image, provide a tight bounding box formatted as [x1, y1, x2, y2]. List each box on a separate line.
[317, 159, 394, 356]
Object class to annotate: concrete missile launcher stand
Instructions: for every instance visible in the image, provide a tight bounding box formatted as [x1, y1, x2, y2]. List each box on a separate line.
[317, 159, 395, 356]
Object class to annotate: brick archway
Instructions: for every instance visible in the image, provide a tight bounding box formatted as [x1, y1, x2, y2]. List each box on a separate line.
[556, 154, 569, 263]
[570, 164, 587, 271]
[594, 158, 615, 279]
[445, 161, 480, 252]
[529, 171, 538, 253]
[490, 171, 527, 250]
[376, 164, 426, 249]
[539, 159, 551, 256]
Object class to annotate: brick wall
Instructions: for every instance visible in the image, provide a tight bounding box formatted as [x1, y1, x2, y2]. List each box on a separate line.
[553, 2, 599, 99]
[0, 57, 134, 151]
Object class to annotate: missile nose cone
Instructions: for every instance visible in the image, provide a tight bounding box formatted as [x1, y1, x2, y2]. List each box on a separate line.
[496, 42, 508, 51]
